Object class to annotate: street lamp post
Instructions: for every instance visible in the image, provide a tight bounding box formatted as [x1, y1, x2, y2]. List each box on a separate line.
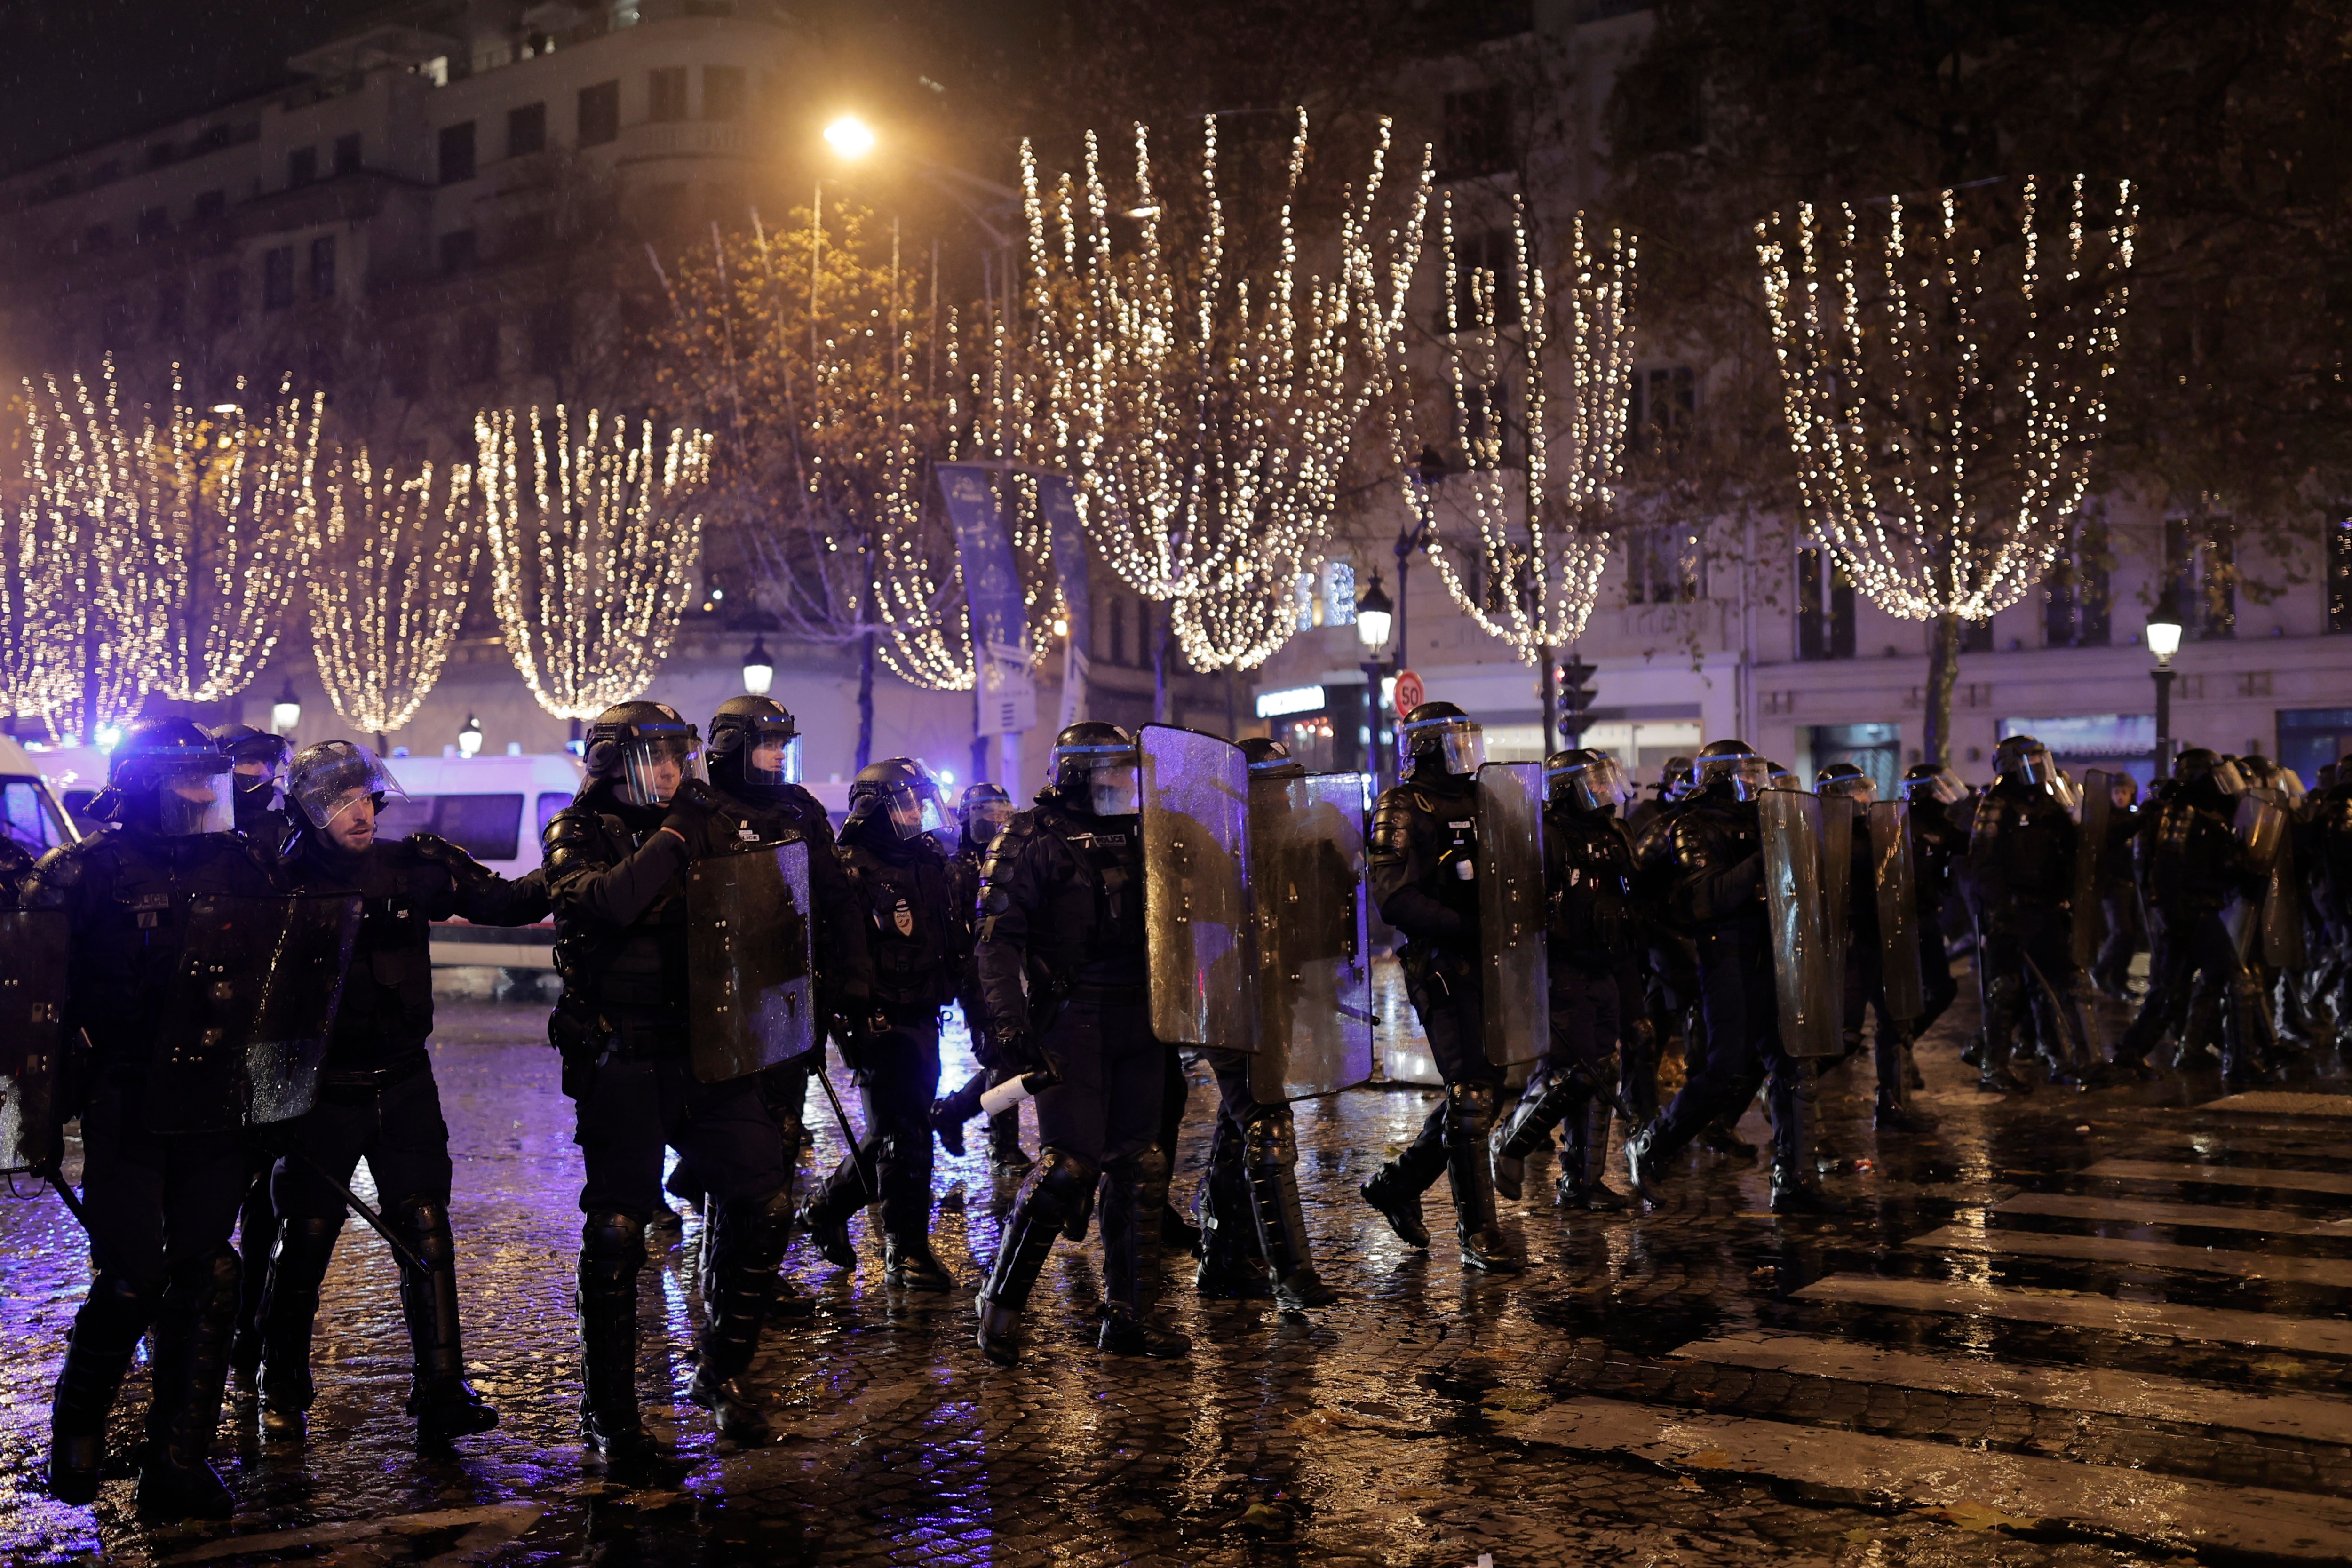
[2145, 605, 2183, 779]
[1355, 571, 1395, 787]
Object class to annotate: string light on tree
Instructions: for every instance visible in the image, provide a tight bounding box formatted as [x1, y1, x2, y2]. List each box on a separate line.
[477, 405, 712, 721]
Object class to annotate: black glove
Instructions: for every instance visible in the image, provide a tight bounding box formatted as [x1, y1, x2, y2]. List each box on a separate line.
[660, 792, 711, 841]
[984, 1027, 1041, 1075]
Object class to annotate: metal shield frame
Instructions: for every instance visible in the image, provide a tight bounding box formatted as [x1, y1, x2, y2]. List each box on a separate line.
[2072, 768, 2114, 969]
[0, 908, 69, 1172]
[1475, 761, 1547, 1067]
[2235, 794, 2287, 880]
[246, 891, 364, 1127]
[1759, 789, 1841, 1058]
[1868, 802, 1925, 1023]
[687, 839, 817, 1083]
[149, 895, 292, 1136]
[1248, 771, 1374, 1101]
[1140, 725, 1255, 1049]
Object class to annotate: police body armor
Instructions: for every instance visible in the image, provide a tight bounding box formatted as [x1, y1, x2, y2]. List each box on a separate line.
[1757, 789, 1841, 1059]
[2072, 769, 2115, 968]
[1140, 725, 1255, 1049]
[0, 907, 69, 1172]
[1867, 801, 1926, 1023]
[977, 795, 1149, 1048]
[2141, 795, 2243, 916]
[1967, 780, 2079, 917]
[545, 804, 693, 1046]
[842, 835, 958, 1014]
[2227, 792, 2291, 961]
[684, 840, 816, 1083]
[1543, 805, 1638, 971]
[1246, 770, 1374, 1102]
[1475, 762, 1547, 1069]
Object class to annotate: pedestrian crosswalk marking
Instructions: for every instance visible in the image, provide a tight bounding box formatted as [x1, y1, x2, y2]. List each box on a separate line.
[2083, 1158, 2352, 1197]
[1508, 1397, 2352, 1562]
[1906, 1224, 2352, 1287]
[1792, 1273, 2352, 1355]
[1992, 1192, 2349, 1235]
[2194, 1091, 2352, 1118]
[1669, 1331, 2352, 1440]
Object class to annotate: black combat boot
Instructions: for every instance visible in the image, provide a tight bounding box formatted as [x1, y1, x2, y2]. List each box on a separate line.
[393, 1199, 499, 1442]
[1490, 1068, 1581, 1202]
[577, 1211, 655, 1463]
[257, 1214, 342, 1439]
[1359, 1123, 1446, 1249]
[930, 1067, 987, 1159]
[1873, 1028, 1935, 1130]
[1193, 1127, 1271, 1298]
[1443, 1083, 1522, 1274]
[137, 1249, 240, 1521]
[689, 1188, 791, 1446]
[1559, 1096, 1629, 1211]
[1097, 1158, 1192, 1357]
[795, 1180, 862, 1271]
[1767, 1070, 1848, 1216]
[1242, 1111, 1337, 1310]
[48, 1273, 153, 1505]
[976, 1150, 1096, 1367]
[987, 1104, 1034, 1171]
[229, 1175, 275, 1380]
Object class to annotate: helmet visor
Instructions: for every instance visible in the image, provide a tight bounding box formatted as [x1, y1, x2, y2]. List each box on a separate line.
[1900, 770, 1964, 806]
[151, 755, 238, 837]
[2006, 746, 2054, 786]
[742, 728, 803, 788]
[874, 780, 948, 840]
[1400, 716, 1485, 776]
[965, 798, 1015, 843]
[291, 743, 407, 830]
[2209, 758, 2248, 797]
[1702, 754, 1772, 802]
[1821, 774, 1878, 804]
[1548, 756, 1628, 812]
[2049, 767, 2082, 813]
[1088, 762, 1141, 818]
[621, 734, 705, 807]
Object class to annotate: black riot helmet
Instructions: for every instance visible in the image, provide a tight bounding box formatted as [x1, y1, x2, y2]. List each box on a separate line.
[1899, 761, 1965, 805]
[1240, 735, 1307, 780]
[2173, 747, 2246, 798]
[582, 701, 703, 807]
[1398, 701, 1485, 778]
[1693, 738, 1771, 802]
[96, 716, 235, 836]
[211, 723, 290, 829]
[1046, 721, 1141, 815]
[958, 780, 1014, 850]
[1544, 748, 1629, 814]
[847, 757, 947, 840]
[1814, 762, 1877, 804]
[287, 739, 405, 833]
[1657, 755, 1695, 802]
[1994, 733, 2059, 789]
[707, 694, 800, 789]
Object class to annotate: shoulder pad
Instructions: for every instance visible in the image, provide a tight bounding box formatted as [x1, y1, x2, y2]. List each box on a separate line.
[1368, 790, 1418, 855]
[542, 808, 600, 852]
[1669, 817, 1714, 871]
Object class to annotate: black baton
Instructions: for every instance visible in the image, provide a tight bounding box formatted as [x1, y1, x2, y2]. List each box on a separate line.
[287, 1149, 430, 1275]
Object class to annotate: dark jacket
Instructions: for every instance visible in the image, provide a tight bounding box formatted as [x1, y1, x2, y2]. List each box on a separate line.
[2134, 780, 2257, 916]
[1367, 766, 1482, 971]
[972, 789, 1145, 1051]
[1659, 787, 1768, 934]
[1543, 801, 1638, 972]
[836, 817, 961, 1022]
[706, 778, 872, 1008]
[284, 830, 548, 1079]
[542, 781, 713, 1054]
[1964, 776, 2081, 919]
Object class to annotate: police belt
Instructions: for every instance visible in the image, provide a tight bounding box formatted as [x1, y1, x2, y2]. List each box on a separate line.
[596, 1016, 689, 1062]
[318, 1049, 433, 1098]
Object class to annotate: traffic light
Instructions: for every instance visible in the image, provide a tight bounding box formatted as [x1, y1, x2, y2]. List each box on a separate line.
[1557, 657, 1598, 744]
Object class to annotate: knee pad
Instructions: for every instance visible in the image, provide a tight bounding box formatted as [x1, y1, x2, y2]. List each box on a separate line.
[390, 1197, 454, 1267]
[170, 1245, 242, 1307]
[273, 1213, 344, 1266]
[580, 1211, 646, 1283]
[1446, 1080, 1499, 1139]
[1240, 1109, 1297, 1169]
[86, 1269, 159, 1327]
[1030, 1147, 1099, 1207]
[1133, 1143, 1170, 1188]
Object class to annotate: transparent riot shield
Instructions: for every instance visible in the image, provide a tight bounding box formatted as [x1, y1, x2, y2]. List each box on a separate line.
[2236, 793, 2288, 878]
[1867, 801, 1925, 1024]
[1248, 771, 1374, 1101]
[1820, 793, 1856, 987]
[246, 892, 364, 1127]
[0, 908, 70, 1172]
[2262, 836, 2308, 970]
[1758, 789, 1841, 1058]
[686, 839, 817, 1083]
[1141, 725, 1255, 1049]
[2072, 768, 2114, 969]
[1475, 762, 1547, 1068]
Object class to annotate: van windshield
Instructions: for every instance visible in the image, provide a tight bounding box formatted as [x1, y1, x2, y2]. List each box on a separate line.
[1, 778, 72, 856]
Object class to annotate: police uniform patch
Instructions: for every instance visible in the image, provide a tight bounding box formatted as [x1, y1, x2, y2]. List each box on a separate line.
[892, 898, 914, 937]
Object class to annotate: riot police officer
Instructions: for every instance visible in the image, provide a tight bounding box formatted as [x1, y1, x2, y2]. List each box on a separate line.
[544, 701, 794, 1456]
[931, 781, 1032, 1169]
[972, 722, 1190, 1364]
[1357, 702, 1522, 1273]
[1963, 735, 2100, 1091]
[1192, 737, 1342, 1310]
[27, 717, 285, 1517]
[2114, 749, 2274, 1085]
[210, 724, 294, 850]
[1492, 749, 1643, 1212]
[255, 741, 548, 1443]
[1813, 764, 1926, 1130]
[1897, 763, 1968, 1049]
[668, 694, 872, 1317]
[798, 759, 961, 1291]
[1624, 739, 1843, 1214]
[2091, 772, 2147, 1000]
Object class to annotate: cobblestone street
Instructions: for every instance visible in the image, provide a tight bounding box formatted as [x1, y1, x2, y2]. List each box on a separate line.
[4, 980, 2348, 1568]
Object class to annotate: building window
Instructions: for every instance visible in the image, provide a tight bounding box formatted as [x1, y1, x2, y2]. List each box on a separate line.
[703, 66, 746, 122]
[438, 122, 476, 184]
[2163, 515, 2236, 640]
[458, 319, 499, 384]
[529, 300, 572, 374]
[579, 80, 620, 146]
[209, 268, 241, 329]
[439, 229, 477, 272]
[288, 146, 318, 187]
[648, 67, 689, 124]
[135, 206, 168, 241]
[509, 102, 547, 158]
[2327, 513, 2352, 633]
[309, 236, 336, 300]
[1629, 365, 1694, 454]
[1454, 380, 1519, 469]
[2043, 516, 2112, 648]
[262, 246, 295, 310]
[1439, 86, 1514, 179]
[1796, 544, 1854, 661]
[1808, 723, 1901, 798]
[1446, 228, 1518, 331]
[1627, 523, 1706, 604]
[334, 132, 362, 174]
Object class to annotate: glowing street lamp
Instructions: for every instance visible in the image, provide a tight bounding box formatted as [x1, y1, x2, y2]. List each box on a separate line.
[2146, 604, 2184, 776]
[824, 115, 877, 160]
[742, 637, 775, 697]
[458, 714, 483, 758]
[270, 678, 302, 738]
[1355, 572, 1396, 785]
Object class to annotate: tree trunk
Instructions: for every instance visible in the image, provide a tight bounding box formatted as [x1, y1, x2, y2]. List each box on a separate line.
[1921, 612, 1961, 767]
[855, 629, 876, 772]
[1537, 642, 1557, 756]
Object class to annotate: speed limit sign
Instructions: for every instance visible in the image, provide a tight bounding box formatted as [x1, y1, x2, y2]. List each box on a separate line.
[1392, 669, 1424, 719]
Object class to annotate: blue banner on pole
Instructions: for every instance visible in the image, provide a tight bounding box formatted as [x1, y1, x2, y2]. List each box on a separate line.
[937, 464, 1036, 736]
[1039, 475, 1090, 730]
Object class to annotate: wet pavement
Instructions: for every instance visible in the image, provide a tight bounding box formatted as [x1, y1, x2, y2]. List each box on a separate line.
[4, 974, 2350, 1567]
